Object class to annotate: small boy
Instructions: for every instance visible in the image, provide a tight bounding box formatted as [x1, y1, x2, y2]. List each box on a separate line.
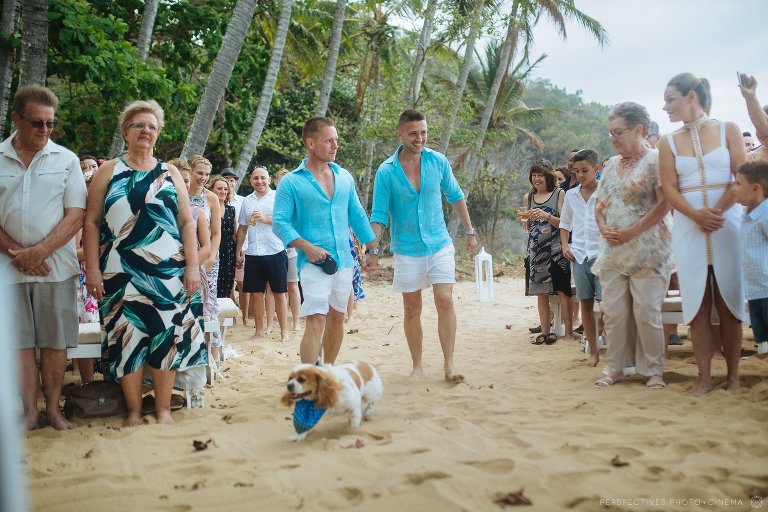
[734, 161, 768, 357]
[560, 149, 602, 366]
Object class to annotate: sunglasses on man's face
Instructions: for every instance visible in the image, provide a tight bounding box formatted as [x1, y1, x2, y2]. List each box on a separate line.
[20, 114, 55, 130]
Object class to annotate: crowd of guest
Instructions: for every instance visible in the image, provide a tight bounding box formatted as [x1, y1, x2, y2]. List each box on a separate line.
[3, 70, 767, 431]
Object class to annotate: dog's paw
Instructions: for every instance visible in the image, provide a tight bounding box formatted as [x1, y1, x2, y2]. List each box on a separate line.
[287, 432, 308, 442]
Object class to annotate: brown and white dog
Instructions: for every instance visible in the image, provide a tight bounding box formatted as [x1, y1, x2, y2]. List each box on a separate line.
[281, 361, 383, 441]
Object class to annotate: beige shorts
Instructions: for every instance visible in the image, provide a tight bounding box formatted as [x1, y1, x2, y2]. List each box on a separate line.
[12, 276, 79, 350]
[393, 244, 456, 293]
[298, 264, 353, 317]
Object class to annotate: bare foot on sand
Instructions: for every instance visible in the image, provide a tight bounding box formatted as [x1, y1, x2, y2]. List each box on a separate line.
[46, 409, 77, 430]
[247, 334, 264, 342]
[726, 376, 740, 391]
[445, 364, 465, 383]
[691, 379, 712, 396]
[123, 412, 142, 427]
[563, 333, 575, 342]
[280, 331, 291, 342]
[155, 409, 175, 426]
[292, 323, 301, 332]
[585, 354, 599, 367]
[24, 411, 41, 431]
[408, 367, 424, 379]
[242, 316, 251, 327]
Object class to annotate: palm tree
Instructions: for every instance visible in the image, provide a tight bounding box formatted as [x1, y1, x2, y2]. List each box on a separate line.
[314, 0, 347, 116]
[468, 0, 607, 178]
[0, 0, 20, 139]
[437, 0, 485, 155]
[407, 0, 438, 107]
[182, 0, 259, 158]
[234, 0, 294, 178]
[108, 0, 161, 156]
[18, 0, 48, 86]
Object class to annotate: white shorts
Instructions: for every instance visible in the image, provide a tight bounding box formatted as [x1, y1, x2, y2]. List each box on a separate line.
[298, 264, 354, 317]
[393, 244, 456, 293]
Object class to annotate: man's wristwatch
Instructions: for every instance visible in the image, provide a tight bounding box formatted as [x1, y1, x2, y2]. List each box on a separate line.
[367, 248, 379, 256]
[465, 228, 476, 236]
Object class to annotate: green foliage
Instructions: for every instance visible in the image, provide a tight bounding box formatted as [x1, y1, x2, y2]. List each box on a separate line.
[522, 78, 614, 165]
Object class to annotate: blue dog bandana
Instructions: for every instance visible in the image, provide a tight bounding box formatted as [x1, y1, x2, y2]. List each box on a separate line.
[293, 399, 326, 434]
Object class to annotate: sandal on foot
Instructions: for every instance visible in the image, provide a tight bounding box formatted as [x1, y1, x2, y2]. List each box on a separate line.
[595, 374, 625, 388]
[544, 333, 558, 345]
[532, 334, 546, 345]
[646, 376, 666, 389]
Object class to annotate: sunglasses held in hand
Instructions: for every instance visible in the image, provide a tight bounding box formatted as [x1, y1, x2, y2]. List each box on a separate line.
[312, 255, 337, 275]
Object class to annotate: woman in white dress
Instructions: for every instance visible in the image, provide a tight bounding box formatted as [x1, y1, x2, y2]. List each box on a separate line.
[659, 73, 748, 395]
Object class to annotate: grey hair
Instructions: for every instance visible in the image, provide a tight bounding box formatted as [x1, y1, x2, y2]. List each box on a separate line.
[609, 102, 651, 137]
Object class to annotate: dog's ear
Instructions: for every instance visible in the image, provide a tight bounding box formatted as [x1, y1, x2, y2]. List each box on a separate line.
[315, 370, 342, 409]
[280, 392, 294, 407]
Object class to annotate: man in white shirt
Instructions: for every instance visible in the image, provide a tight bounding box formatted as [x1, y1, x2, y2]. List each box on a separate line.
[236, 167, 289, 341]
[0, 85, 87, 430]
[559, 149, 602, 367]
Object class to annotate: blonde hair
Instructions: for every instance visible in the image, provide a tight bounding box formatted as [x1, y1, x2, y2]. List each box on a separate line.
[167, 157, 190, 172]
[208, 176, 232, 203]
[274, 167, 290, 185]
[188, 154, 212, 170]
[118, 100, 165, 136]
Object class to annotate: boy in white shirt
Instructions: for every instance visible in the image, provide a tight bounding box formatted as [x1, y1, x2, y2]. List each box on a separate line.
[560, 149, 602, 366]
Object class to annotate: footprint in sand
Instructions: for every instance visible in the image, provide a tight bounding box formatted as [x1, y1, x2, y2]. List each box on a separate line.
[338, 487, 364, 504]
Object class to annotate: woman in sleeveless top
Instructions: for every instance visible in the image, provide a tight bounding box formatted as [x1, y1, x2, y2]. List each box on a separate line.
[521, 159, 573, 344]
[659, 73, 748, 395]
[83, 100, 204, 427]
[594, 102, 673, 389]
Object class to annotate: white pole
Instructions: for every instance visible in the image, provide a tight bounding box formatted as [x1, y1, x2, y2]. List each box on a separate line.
[0, 269, 28, 511]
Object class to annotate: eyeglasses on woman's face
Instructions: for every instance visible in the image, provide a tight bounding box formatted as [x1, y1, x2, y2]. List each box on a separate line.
[128, 122, 159, 133]
[608, 128, 630, 138]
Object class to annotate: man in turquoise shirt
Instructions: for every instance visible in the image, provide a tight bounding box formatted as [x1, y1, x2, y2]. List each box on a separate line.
[273, 117, 377, 365]
[369, 109, 476, 382]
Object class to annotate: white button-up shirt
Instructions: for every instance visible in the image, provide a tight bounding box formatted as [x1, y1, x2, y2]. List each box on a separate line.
[238, 189, 284, 256]
[559, 184, 600, 264]
[0, 134, 86, 283]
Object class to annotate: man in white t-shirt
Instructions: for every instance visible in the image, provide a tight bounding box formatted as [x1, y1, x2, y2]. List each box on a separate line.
[236, 167, 289, 341]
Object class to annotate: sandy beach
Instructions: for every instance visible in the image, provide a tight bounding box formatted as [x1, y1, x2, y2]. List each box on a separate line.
[23, 268, 768, 512]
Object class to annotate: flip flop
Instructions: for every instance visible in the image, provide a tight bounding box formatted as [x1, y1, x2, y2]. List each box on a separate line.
[532, 334, 546, 345]
[544, 333, 558, 345]
[646, 376, 666, 389]
[595, 374, 625, 388]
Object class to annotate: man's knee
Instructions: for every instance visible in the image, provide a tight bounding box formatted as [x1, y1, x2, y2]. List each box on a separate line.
[433, 291, 454, 312]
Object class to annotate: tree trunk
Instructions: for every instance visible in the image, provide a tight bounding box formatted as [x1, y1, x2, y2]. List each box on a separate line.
[469, 0, 520, 179]
[182, 0, 259, 158]
[136, 0, 160, 60]
[437, 0, 484, 155]
[314, 0, 346, 117]
[361, 57, 381, 211]
[0, 0, 20, 139]
[18, 0, 47, 87]
[216, 93, 232, 166]
[408, 0, 437, 107]
[234, 0, 293, 179]
[109, 0, 163, 157]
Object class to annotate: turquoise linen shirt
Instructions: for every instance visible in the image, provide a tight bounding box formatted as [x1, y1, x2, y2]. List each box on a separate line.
[272, 160, 375, 272]
[370, 146, 464, 257]
[740, 198, 768, 301]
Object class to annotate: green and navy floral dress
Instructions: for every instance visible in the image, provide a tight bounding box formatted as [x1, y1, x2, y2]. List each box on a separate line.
[99, 158, 205, 380]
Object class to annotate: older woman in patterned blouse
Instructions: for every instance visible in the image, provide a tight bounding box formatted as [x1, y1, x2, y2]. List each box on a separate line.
[594, 102, 672, 389]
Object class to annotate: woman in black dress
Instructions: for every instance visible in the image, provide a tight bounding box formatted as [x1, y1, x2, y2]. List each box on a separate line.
[210, 177, 236, 298]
